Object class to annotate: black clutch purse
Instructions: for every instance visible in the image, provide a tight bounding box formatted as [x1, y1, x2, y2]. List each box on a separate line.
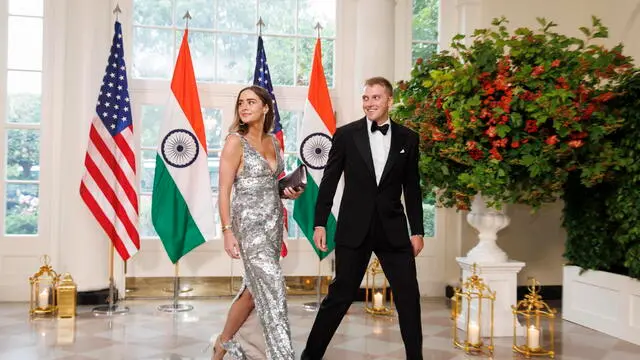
[278, 164, 307, 196]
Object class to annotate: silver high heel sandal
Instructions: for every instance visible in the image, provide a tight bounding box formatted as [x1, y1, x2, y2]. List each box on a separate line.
[203, 334, 247, 360]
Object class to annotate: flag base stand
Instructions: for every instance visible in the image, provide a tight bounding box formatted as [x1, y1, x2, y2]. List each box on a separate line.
[157, 303, 193, 312]
[93, 245, 129, 316]
[303, 301, 319, 311]
[93, 304, 130, 316]
[162, 286, 193, 294]
[157, 262, 193, 313]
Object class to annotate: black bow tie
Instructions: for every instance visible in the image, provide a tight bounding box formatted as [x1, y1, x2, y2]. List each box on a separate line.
[370, 122, 390, 135]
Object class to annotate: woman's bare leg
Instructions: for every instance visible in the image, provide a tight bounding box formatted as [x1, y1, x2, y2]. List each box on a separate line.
[221, 290, 255, 341]
[212, 290, 255, 360]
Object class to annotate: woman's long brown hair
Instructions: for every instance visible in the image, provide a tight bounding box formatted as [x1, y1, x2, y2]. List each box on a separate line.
[228, 85, 275, 135]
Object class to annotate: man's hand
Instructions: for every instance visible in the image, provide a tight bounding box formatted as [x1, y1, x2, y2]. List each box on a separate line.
[313, 227, 328, 252]
[410, 235, 424, 257]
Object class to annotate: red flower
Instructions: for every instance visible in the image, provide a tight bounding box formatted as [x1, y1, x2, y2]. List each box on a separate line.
[432, 129, 446, 141]
[519, 91, 535, 101]
[485, 126, 498, 138]
[532, 65, 545, 77]
[545, 135, 559, 145]
[594, 92, 615, 103]
[582, 103, 596, 119]
[469, 148, 483, 160]
[525, 120, 538, 133]
[492, 138, 508, 148]
[551, 59, 561, 67]
[568, 139, 584, 148]
[416, 57, 424, 65]
[466, 141, 478, 150]
[511, 140, 520, 148]
[556, 77, 569, 89]
[489, 148, 503, 160]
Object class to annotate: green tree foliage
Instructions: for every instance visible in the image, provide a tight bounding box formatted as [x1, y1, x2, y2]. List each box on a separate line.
[5, 93, 41, 235]
[6, 94, 41, 180]
[563, 70, 640, 279]
[412, 0, 439, 62]
[413, 0, 439, 41]
[132, 0, 335, 86]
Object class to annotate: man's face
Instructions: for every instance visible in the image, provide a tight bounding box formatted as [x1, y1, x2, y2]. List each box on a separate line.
[362, 84, 392, 123]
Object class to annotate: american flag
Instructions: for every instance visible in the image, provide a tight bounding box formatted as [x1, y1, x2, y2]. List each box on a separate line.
[79, 21, 139, 261]
[253, 36, 288, 257]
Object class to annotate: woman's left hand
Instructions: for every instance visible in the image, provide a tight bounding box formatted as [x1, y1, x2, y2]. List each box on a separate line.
[283, 186, 304, 200]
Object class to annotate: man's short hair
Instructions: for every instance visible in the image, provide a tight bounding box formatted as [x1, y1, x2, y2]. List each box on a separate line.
[364, 77, 393, 97]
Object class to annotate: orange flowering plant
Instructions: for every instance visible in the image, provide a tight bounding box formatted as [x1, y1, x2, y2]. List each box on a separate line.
[392, 17, 635, 210]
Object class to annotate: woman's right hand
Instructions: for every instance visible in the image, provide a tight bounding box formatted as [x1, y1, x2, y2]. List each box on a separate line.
[223, 231, 241, 259]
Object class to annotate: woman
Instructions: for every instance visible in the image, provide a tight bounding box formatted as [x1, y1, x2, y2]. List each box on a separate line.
[213, 85, 302, 360]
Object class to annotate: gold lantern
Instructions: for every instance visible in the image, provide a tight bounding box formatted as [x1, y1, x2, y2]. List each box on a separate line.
[451, 263, 496, 355]
[364, 257, 394, 315]
[29, 255, 58, 316]
[56, 273, 77, 318]
[512, 278, 556, 358]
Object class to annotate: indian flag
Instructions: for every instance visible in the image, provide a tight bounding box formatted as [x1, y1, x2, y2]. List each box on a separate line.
[293, 39, 340, 260]
[151, 30, 216, 264]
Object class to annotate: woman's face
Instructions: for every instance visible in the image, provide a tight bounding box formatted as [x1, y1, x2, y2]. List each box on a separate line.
[237, 89, 268, 126]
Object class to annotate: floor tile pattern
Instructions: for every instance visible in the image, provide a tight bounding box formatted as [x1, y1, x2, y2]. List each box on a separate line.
[0, 298, 638, 359]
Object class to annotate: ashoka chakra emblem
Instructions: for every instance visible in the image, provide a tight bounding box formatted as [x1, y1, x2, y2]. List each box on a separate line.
[161, 129, 199, 168]
[300, 133, 332, 170]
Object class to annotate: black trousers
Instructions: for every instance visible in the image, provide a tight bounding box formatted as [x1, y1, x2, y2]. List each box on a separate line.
[301, 216, 423, 360]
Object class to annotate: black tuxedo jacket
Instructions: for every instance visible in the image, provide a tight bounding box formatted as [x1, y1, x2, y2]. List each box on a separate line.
[314, 117, 424, 248]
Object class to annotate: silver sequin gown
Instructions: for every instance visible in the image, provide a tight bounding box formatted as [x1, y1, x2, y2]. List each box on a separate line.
[227, 133, 294, 360]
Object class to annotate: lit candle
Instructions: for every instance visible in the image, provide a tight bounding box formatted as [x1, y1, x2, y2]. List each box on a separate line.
[373, 292, 383, 309]
[527, 325, 540, 350]
[38, 288, 50, 309]
[467, 321, 480, 345]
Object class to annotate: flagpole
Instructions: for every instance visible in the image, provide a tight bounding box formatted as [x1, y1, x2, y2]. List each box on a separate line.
[303, 258, 323, 311]
[89, 3, 132, 317]
[93, 244, 130, 316]
[301, 21, 328, 313]
[157, 261, 193, 312]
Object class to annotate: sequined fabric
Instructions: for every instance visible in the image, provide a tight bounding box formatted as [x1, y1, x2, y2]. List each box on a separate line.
[228, 133, 293, 360]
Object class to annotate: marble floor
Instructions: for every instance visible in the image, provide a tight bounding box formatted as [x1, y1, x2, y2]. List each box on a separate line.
[0, 297, 638, 360]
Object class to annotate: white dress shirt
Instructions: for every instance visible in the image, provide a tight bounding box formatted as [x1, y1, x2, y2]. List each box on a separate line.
[366, 118, 391, 185]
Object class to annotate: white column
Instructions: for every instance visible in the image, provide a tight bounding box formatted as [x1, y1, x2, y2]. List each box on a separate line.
[54, 0, 113, 291]
[352, 0, 396, 117]
[457, 258, 526, 337]
[456, 0, 483, 45]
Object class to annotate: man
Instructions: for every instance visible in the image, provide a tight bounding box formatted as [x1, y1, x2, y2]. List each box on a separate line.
[301, 77, 424, 360]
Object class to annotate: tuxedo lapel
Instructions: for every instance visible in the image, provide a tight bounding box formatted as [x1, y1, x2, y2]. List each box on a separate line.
[379, 121, 405, 186]
[353, 118, 376, 181]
